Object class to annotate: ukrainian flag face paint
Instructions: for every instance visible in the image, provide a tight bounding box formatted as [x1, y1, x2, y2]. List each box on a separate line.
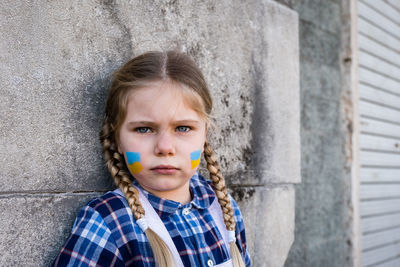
[190, 150, 202, 169]
[126, 152, 143, 174]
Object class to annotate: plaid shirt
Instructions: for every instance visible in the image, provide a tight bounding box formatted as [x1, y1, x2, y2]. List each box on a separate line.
[53, 173, 251, 266]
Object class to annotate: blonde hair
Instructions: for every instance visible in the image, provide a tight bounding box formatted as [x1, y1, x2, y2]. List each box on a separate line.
[99, 50, 245, 267]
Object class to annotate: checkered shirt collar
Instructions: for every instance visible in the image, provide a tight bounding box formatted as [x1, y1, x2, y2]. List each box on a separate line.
[132, 172, 216, 219]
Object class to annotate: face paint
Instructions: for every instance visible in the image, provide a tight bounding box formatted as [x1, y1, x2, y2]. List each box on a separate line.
[190, 150, 202, 169]
[126, 152, 143, 174]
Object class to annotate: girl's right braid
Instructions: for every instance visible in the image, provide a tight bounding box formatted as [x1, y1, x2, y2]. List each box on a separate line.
[100, 121, 145, 220]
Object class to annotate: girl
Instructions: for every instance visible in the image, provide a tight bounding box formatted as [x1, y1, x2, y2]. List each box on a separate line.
[53, 50, 251, 267]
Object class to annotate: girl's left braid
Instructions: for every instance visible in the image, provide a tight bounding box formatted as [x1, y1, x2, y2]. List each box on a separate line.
[203, 141, 246, 267]
[203, 141, 235, 230]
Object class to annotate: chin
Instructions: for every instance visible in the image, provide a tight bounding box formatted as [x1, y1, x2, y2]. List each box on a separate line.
[151, 177, 188, 191]
[153, 182, 183, 192]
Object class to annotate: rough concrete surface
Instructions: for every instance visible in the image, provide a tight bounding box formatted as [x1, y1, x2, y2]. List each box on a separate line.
[236, 185, 295, 267]
[0, 193, 102, 266]
[281, 0, 354, 266]
[0, 0, 300, 266]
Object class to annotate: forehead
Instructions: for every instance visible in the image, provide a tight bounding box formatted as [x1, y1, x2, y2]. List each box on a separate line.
[125, 80, 203, 121]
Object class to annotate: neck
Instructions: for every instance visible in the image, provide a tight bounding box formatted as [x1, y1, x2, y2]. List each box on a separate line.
[141, 181, 192, 204]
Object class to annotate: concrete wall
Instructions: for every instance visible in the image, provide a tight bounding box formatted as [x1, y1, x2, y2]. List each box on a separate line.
[272, 0, 357, 266]
[0, 1, 300, 266]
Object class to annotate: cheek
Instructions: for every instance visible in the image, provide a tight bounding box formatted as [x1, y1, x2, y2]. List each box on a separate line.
[126, 151, 143, 174]
[190, 150, 202, 169]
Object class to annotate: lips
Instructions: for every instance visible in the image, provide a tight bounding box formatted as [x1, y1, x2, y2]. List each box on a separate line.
[151, 165, 179, 174]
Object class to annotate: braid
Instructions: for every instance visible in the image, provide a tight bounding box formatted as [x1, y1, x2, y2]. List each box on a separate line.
[100, 121, 145, 220]
[204, 141, 246, 267]
[204, 141, 235, 230]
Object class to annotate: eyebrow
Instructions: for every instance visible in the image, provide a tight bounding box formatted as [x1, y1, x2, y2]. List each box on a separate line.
[127, 120, 200, 126]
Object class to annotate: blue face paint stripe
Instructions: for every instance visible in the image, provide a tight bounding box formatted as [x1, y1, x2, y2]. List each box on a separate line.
[190, 150, 202, 161]
[126, 152, 141, 165]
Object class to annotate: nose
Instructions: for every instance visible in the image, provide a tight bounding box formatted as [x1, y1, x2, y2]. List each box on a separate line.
[154, 131, 175, 156]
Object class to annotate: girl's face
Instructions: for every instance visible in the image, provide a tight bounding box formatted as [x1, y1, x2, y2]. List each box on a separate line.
[117, 80, 207, 203]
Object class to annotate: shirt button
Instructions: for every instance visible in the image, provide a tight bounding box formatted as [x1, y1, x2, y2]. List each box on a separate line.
[182, 208, 190, 215]
[207, 259, 214, 266]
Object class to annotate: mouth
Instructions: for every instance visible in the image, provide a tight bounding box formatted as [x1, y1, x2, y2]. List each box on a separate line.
[151, 165, 179, 174]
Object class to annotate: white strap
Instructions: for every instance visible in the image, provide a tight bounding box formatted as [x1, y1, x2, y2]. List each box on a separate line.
[216, 259, 233, 267]
[136, 187, 185, 267]
[208, 197, 234, 258]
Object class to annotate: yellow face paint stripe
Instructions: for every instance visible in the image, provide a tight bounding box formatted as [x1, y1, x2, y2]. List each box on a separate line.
[128, 161, 143, 174]
[191, 158, 201, 169]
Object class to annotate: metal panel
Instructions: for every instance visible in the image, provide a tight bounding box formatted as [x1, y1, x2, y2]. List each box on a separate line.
[360, 134, 400, 152]
[361, 213, 400, 233]
[359, 100, 400, 124]
[358, 34, 400, 67]
[358, 1, 400, 38]
[362, 241, 400, 266]
[358, 0, 400, 265]
[362, 228, 400, 251]
[360, 118, 400, 139]
[360, 151, 400, 167]
[359, 68, 399, 95]
[360, 199, 400, 216]
[359, 51, 400, 83]
[386, 0, 400, 10]
[362, 0, 400, 24]
[360, 168, 400, 183]
[360, 184, 400, 199]
[358, 16, 400, 52]
[359, 84, 400, 110]
[375, 256, 400, 267]
[375, 257, 400, 267]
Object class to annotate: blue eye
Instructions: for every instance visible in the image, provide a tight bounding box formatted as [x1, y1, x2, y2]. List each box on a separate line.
[135, 127, 152, 133]
[176, 126, 191, 132]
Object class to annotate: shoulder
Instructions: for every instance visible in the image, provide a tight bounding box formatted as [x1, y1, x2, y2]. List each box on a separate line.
[82, 189, 145, 242]
[70, 190, 133, 231]
[53, 190, 146, 266]
[53, 192, 126, 266]
[193, 172, 244, 222]
[85, 189, 129, 216]
[71, 189, 133, 240]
